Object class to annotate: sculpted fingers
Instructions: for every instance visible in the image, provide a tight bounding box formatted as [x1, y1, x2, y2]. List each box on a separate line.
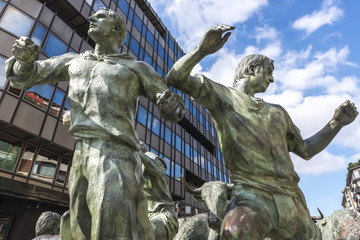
[12, 36, 39, 64]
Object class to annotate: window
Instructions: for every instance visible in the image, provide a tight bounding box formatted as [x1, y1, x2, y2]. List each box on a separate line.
[158, 45, 164, 59]
[56, 157, 70, 185]
[0, 6, 34, 37]
[168, 57, 174, 68]
[169, 39, 174, 51]
[128, 8, 134, 21]
[137, 105, 147, 126]
[93, 0, 105, 11]
[0, 138, 21, 172]
[133, 14, 142, 32]
[0, 57, 6, 88]
[144, 52, 152, 65]
[152, 117, 160, 136]
[139, 47, 144, 60]
[31, 149, 59, 183]
[86, 0, 93, 6]
[43, 33, 67, 57]
[164, 156, 171, 176]
[124, 33, 130, 46]
[0, 1, 4, 12]
[118, 0, 129, 14]
[146, 30, 154, 45]
[174, 163, 182, 180]
[185, 97, 190, 110]
[141, 26, 147, 37]
[147, 111, 152, 129]
[156, 65, 163, 77]
[164, 126, 171, 144]
[175, 134, 182, 152]
[25, 84, 54, 111]
[193, 149, 198, 164]
[17, 144, 36, 176]
[185, 142, 190, 158]
[31, 24, 46, 46]
[50, 89, 65, 117]
[129, 37, 139, 55]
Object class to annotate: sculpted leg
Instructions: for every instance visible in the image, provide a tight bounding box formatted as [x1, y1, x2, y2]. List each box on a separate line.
[67, 146, 91, 240]
[86, 141, 142, 239]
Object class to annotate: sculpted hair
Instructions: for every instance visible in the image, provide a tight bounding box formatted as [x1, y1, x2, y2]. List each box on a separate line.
[99, 7, 127, 46]
[233, 54, 274, 87]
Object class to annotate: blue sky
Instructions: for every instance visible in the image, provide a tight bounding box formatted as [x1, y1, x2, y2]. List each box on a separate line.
[147, 0, 360, 217]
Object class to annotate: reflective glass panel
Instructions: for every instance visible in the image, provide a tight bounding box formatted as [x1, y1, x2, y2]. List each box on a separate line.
[31, 24, 46, 46]
[137, 105, 147, 126]
[128, 8, 133, 21]
[0, 6, 34, 37]
[164, 126, 171, 144]
[118, 0, 129, 14]
[133, 14, 142, 32]
[146, 30, 154, 45]
[129, 37, 139, 55]
[164, 156, 171, 176]
[174, 163, 182, 181]
[86, 0, 93, 6]
[0, 1, 4, 11]
[43, 33, 67, 57]
[31, 149, 59, 183]
[25, 84, 54, 111]
[0, 137, 21, 172]
[152, 117, 160, 136]
[156, 66, 163, 77]
[169, 39, 174, 51]
[17, 144, 36, 176]
[56, 157, 70, 185]
[93, 0, 105, 11]
[0, 57, 6, 88]
[50, 89, 65, 116]
[158, 45, 164, 59]
[144, 52, 151, 65]
[193, 149, 198, 164]
[175, 135, 181, 152]
[185, 142, 190, 158]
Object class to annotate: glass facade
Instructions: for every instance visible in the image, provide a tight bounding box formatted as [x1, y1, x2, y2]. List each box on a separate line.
[0, 0, 231, 231]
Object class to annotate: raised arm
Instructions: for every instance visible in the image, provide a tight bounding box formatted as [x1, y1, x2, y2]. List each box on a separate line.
[6, 37, 74, 89]
[166, 24, 234, 98]
[293, 100, 358, 160]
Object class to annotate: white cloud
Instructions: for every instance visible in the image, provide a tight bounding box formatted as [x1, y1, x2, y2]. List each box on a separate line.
[292, 0, 344, 36]
[292, 151, 349, 175]
[148, 0, 268, 51]
[275, 46, 353, 91]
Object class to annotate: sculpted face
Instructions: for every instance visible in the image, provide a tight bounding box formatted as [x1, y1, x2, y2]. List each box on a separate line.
[88, 9, 116, 43]
[247, 60, 274, 95]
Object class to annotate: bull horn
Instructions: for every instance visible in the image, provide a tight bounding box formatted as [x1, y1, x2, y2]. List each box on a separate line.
[181, 175, 203, 195]
[311, 208, 324, 221]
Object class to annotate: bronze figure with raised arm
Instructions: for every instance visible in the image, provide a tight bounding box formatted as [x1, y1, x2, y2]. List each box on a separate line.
[6, 8, 185, 240]
[166, 24, 358, 240]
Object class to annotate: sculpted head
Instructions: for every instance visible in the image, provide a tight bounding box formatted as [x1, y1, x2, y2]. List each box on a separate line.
[35, 211, 61, 236]
[233, 54, 274, 95]
[88, 8, 127, 47]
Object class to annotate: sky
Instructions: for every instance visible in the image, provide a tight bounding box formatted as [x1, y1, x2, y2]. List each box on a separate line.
[147, 0, 360, 217]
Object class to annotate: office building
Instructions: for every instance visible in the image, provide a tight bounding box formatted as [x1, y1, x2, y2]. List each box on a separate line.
[342, 161, 360, 215]
[0, 0, 231, 238]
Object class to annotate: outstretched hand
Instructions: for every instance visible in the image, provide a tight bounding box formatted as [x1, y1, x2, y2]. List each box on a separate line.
[198, 24, 235, 55]
[12, 36, 39, 66]
[331, 100, 358, 128]
[156, 89, 181, 117]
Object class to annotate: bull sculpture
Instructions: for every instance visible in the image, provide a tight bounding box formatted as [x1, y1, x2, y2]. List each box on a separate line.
[174, 176, 233, 240]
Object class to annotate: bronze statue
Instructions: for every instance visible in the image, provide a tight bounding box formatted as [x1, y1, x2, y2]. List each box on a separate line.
[166, 24, 358, 239]
[6, 8, 185, 240]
